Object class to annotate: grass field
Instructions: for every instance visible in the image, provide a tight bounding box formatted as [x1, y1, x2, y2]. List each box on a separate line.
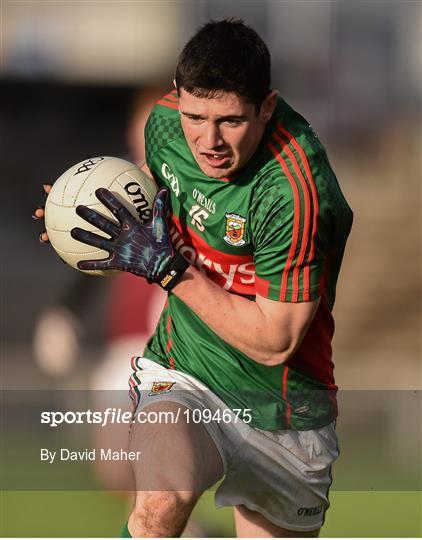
[1, 490, 421, 537]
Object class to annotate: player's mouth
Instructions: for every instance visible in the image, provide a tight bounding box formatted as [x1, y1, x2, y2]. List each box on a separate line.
[201, 152, 231, 168]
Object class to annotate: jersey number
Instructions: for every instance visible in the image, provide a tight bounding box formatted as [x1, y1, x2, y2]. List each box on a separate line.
[189, 205, 209, 232]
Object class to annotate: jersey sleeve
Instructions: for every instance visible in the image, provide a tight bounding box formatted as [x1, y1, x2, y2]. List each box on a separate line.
[145, 91, 183, 172]
[250, 167, 328, 303]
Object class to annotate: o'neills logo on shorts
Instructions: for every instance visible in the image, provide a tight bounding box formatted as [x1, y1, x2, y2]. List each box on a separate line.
[148, 382, 175, 396]
[297, 504, 323, 517]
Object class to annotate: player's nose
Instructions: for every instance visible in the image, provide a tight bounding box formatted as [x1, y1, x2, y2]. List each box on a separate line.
[203, 122, 224, 149]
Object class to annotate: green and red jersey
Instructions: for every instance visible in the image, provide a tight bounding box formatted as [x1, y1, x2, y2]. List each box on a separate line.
[142, 90, 353, 430]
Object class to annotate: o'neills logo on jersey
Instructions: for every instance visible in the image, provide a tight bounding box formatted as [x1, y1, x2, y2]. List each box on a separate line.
[224, 213, 247, 247]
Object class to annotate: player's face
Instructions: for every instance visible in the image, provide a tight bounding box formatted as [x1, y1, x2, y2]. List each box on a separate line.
[179, 88, 277, 178]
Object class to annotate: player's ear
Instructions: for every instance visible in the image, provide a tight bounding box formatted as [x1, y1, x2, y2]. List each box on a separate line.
[259, 90, 278, 122]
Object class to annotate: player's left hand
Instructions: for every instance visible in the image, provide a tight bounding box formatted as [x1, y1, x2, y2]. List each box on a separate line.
[71, 188, 189, 290]
[33, 184, 52, 243]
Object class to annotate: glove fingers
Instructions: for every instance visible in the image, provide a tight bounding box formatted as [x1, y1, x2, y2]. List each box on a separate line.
[71, 227, 112, 252]
[150, 189, 169, 246]
[95, 188, 133, 225]
[77, 258, 112, 272]
[76, 205, 120, 238]
[152, 188, 168, 222]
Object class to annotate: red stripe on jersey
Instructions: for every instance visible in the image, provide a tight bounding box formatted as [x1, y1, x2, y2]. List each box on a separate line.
[166, 316, 176, 368]
[157, 99, 179, 110]
[267, 141, 301, 301]
[286, 297, 336, 386]
[282, 367, 292, 427]
[171, 215, 255, 294]
[163, 91, 178, 102]
[304, 265, 310, 299]
[277, 123, 320, 287]
[254, 275, 270, 298]
[273, 131, 313, 301]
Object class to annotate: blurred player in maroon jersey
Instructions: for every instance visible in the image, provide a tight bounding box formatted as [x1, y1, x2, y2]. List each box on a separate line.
[33, 87, 166, 490]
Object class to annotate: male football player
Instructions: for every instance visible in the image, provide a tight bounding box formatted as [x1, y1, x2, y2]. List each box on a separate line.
[37, 19, 352, 538]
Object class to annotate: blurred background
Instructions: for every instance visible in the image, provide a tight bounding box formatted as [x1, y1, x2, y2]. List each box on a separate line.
[1, 0, 420, 537]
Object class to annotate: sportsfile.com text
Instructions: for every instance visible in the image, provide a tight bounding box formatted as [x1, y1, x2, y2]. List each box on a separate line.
[40, 408, 253, 428]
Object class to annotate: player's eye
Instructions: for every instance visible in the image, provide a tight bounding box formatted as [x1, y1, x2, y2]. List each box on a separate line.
[188, 116, 204, 123]
[223, 119, 242, 127]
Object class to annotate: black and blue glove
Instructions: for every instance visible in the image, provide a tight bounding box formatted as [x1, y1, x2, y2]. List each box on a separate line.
[71, 188, 189, 291]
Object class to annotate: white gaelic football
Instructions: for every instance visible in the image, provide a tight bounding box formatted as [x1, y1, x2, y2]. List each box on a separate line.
[45, 156, 157, 275]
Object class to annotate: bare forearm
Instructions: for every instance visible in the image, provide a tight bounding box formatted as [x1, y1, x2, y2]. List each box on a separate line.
[172, 266, 301, 366]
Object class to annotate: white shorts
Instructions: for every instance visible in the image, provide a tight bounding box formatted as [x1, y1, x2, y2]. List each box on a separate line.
[129, 357, 339, 532]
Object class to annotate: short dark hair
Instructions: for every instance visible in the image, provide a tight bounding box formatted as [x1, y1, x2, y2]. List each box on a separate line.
[175, 18, 271, 112]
